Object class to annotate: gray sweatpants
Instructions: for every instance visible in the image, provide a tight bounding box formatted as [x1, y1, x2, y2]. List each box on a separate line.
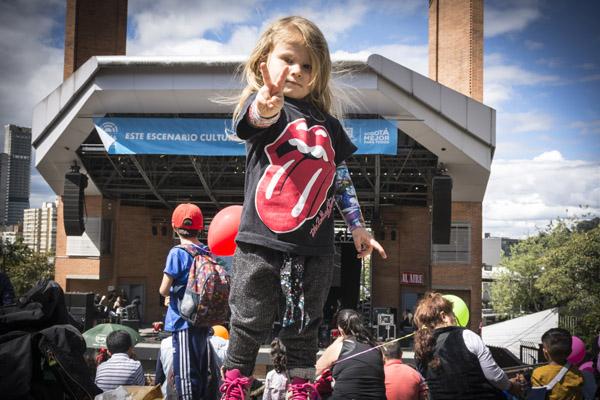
[223, 242, 334, 378]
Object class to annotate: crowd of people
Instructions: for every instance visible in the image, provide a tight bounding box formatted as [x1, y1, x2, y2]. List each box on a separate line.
[89, 289, 599, 399]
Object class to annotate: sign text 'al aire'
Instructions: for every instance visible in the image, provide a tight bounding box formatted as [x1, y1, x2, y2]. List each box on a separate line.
[401, 272, 424, 285]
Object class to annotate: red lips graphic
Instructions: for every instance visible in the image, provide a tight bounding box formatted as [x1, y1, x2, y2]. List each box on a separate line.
[255, 118, 336, 233]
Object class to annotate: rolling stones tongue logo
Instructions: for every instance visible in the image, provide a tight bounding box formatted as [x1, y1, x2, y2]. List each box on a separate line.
[256, 118, 336, 233]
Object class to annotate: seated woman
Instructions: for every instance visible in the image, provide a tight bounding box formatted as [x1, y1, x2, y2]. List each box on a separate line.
[413, 292, 523, 400]
[316, 309, 386, 399]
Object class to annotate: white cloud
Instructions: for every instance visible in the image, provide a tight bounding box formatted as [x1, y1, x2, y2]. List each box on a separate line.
[524, 40, 543, 50]
[485, 1, 542, 38]
[581, 74, 600, 82]
[484, 53, 559, 108]
[536, 57, 563, 68]
[498, 111, 554, 134]
[578, 63, 597, 71]
[287, 0, 369, 44]
[127, 0, 260, 56]
[0, 0, 64, 128]
[570, 119, 600, 135]
[332, 43, 428, 76]
[483, 151, 600, 238]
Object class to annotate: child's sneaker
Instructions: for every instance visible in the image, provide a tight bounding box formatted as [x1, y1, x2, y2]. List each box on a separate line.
[219, 369, 252, 400]
[286, 377, 320, 400]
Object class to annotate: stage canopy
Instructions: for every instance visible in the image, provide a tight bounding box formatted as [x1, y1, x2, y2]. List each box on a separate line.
[32, 54, 495, 222]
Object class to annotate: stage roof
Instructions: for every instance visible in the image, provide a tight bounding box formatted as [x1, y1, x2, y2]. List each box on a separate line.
[32, 54, 495, 221]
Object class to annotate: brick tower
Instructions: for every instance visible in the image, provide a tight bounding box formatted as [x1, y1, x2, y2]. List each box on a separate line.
[428, 0, 484, 102]
[63, 0, 128, 79]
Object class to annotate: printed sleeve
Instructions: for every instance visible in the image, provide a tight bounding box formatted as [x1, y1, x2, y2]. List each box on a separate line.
[163, 248, 185, 278]
[333, 119, 358, 165]
[334, 162, 364, 231]
[462, 329, 510, 390]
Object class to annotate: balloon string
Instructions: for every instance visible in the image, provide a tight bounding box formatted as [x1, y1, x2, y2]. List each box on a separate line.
[333, 332, 416, 365]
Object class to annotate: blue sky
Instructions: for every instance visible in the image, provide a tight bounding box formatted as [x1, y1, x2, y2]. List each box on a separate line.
[0, 0, 598, 238]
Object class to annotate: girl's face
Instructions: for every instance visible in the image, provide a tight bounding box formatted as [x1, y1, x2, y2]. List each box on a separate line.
[266, 40, 313, 99]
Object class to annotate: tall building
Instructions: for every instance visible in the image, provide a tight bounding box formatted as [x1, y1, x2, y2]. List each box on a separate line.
[0, 125, 32, 226]
[22, 201, 58, 253]
[482, 233, 520, 323]
[0, 153, 9, 224]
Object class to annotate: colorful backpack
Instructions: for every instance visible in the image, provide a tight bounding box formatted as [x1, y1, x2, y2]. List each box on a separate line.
[176, 244, 230, 327]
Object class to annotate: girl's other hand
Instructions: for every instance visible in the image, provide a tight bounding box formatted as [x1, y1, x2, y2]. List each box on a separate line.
[257, 62, 288, 118]
[351, 227, 387, 259]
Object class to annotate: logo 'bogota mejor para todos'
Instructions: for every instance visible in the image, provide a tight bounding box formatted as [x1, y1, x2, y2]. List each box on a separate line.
[100, 121, 118, 138]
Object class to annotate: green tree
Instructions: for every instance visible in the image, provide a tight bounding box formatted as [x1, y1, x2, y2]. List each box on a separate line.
[1, 237, 55, 296]
[490, 218, 600, 342]
[537, 225, 600, 341]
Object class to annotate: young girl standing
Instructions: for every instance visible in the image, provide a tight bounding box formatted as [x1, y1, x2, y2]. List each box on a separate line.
[220, 16, 386, 400]
[262, 338, 289, 400]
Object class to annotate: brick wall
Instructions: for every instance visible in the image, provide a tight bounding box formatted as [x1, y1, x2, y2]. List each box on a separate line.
[372, 202, 483, 331]
[55, 195, 174, 322]
[55, 195, 105, 288]
[372, 206, 430, 315]
[111, 204, 173, 323]
[63, 0, 128, 79]
[429, 0, 484, 102]
[432, 201, 482, 331]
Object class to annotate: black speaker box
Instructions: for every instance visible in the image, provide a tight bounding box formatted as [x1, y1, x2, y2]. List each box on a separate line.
[377, 324, 396, 341]
[64, 171, 88, 236]
[65, 292, 94, 308]
[372, 307, 397, 326]
[432, 175, 452, 244]
[65, 292, 94, 331]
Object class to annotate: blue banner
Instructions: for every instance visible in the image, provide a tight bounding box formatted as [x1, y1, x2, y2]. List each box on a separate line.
[94, 117, 397, 156]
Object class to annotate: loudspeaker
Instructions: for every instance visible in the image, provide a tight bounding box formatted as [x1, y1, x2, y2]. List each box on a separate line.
[65, 292, 94, 331]
[373, 307, 397, 326]
[340, 243, 361, 309]
[377, 324, 396, 341]
[64, 169, 88, 236]
[432, 175, 452, 244]
[324, 243, 362, 320]
[377, 313, 394, 326]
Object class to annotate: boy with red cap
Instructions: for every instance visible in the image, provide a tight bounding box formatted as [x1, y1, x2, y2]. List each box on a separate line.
[159, 203, 210, 399]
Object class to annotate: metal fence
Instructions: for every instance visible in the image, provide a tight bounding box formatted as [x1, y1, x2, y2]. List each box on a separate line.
[559, 314, 579, 335]
[519, 340, 545, 365]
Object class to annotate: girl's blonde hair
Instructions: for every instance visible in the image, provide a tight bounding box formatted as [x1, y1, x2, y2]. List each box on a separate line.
[233, 16, 333, 122]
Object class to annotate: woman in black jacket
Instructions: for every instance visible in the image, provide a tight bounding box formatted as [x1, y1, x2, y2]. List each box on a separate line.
[316, 309, 386, 399]
[413, 292, 523, 400]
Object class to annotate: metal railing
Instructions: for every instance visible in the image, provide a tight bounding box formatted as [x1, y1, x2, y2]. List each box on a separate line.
[519, 341, 545, 365]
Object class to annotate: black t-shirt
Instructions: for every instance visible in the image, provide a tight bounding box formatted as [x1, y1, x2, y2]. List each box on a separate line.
[332, 338, 386, 399]
[234, 95, 357, 256]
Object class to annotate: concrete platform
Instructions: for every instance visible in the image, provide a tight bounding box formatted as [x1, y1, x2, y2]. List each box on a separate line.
[134, 337, 415, 379]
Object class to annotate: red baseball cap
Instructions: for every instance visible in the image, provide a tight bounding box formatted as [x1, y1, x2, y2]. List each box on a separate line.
[171, 203, 203, 230]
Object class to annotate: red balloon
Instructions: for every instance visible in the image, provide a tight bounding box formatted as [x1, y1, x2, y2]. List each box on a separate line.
[208, 205, 243, 256]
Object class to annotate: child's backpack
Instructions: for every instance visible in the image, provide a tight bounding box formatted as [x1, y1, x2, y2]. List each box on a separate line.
[176, 244, 230, 327]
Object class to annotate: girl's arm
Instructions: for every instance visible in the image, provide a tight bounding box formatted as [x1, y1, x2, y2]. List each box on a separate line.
[246, 62, 289, 128]
[315, 336, 344, 376]
[333, 163, 387, 259]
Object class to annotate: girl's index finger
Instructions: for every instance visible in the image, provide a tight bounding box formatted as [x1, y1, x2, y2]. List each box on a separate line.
[259, 62, 274, 90]
[274, 65, 289, 91]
